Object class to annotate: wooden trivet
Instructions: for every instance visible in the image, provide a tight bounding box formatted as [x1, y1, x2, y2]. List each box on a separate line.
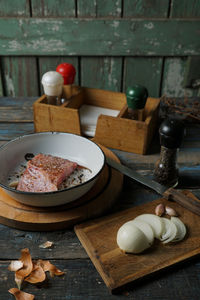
[0, 146, 123, 231]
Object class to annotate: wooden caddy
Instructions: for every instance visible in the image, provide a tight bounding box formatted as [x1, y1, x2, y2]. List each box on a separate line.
[33, 85, 160, 154]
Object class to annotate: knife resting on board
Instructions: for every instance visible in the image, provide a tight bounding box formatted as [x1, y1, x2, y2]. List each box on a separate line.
[107, 157, 200, 216]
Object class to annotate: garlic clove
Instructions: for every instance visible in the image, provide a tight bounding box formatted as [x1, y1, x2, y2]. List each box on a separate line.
[155, 203, 165, 216]
[165, 206, 178, 217]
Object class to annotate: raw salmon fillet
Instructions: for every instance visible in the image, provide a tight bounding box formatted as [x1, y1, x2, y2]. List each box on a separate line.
[17, 154, 77, 192]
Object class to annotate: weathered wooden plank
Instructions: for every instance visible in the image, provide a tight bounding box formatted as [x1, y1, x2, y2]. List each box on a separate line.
[123, 57, 163, 97]
[0, 64, 3, 97]
[1, 57, 39, 97]
[0, 123, 34, 140]
[123, 0, 169, 17]
[161, 58, 199, 97]
[0, 107, 33, 122]
[0, 97, 36, 107]
[0, 18, 199, 56]
[1, 259, 200, 299]
[38, 57, 79, 94]
[0, 224, 87, 259]
[81, 57, 122, 91]
[0, 0, 30, 16]
[170, 0, 200, 17]
[31, 0, 75, 17]
[77, 0, 122, 17]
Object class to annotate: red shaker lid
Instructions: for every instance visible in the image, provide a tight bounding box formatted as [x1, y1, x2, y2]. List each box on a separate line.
[56, 63, 76, 84]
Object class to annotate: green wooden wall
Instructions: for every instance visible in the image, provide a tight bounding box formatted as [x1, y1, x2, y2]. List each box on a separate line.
[0, 0, 199, 98]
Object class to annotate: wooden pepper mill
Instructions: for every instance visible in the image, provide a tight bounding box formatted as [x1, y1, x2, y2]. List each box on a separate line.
[126, 85, 148, 121]
[153, 117, 184, 188]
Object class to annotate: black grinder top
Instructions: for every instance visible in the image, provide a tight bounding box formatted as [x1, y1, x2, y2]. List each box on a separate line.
[159, 118, 185, 149]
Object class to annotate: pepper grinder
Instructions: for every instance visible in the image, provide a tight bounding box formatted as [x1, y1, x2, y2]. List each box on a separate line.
[41, 71, 64, 105]
[126, 85, 148, 121]
[153, 118, 184, 188]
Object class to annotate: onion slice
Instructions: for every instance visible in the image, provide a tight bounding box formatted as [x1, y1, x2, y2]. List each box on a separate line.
[131, 219, 154, 245]
[134, 214, 164, 239]
[160, 218, 177, 244]
[171, 217, 186, 242]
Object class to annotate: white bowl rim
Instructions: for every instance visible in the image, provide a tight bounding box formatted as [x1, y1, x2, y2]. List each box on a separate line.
[0, 132, 105, 196]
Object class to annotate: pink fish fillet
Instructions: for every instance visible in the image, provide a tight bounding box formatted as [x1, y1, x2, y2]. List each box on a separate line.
[17, 154, 77, 192]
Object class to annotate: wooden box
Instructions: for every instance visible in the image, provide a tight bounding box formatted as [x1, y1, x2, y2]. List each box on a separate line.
[33, 85, 160, 154]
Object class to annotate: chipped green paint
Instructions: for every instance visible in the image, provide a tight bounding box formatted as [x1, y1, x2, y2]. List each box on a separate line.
[0, 0, 30, 17]
[161, 58, 199, 97]
[81, 57, 122, 91]
[0, 18, 199, 56]
[1, 57, 39, 97]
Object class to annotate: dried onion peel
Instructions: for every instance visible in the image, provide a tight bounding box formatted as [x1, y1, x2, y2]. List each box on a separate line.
[8, 288, 35, 300]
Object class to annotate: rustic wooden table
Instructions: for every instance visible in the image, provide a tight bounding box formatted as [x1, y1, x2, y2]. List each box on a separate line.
[0, 97, 200, 300]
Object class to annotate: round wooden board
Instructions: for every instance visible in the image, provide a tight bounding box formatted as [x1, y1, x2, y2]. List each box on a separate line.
[0, 146, 123, 231]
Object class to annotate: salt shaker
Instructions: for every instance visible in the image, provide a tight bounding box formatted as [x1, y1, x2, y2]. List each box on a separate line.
[153, 118, 184, 188]
[41, 71, 64, 105]
[126, 85, 148, 121]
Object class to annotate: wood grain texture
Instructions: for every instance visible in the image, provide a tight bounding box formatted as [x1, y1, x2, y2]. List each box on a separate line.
[1, 258, 200, 299]
[0, 123, 34, 141]
[170, 0, 200, 17]
[0, 0, 30, 16]
[123, 57, 163, 97]
[0, 18, 199, 56]
[1, 57, 39, 97]
[75, 197, 200, 292]
[81, 57, 122, 92]
[31, 0, 76, 17]
[77, 0, 122, 17]
[123, 0, 170, 17]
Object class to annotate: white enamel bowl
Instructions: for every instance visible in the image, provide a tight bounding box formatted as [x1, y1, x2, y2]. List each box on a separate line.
[0, 132, 105, 207]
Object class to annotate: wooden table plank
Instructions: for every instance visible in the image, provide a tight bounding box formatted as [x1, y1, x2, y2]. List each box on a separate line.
[1, 258, 200, 299]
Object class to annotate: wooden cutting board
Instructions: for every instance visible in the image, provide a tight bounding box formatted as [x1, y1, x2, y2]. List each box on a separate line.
[75, 195, 200, 293]
[0, 146, 123, 231]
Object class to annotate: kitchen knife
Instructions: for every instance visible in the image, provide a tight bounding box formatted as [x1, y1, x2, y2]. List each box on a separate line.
[107, 157, 200, 216]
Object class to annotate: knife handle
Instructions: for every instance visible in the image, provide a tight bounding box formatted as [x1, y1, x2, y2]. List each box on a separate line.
[163, 188, 200, 216]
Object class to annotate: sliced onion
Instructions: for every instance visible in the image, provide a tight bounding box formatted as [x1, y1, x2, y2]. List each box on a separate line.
[116, 223, 150, 253]
[134, 214, 164, 239]
[160, 218, 177, 243]
[171, 217, 187, 242]
[131, 219, 154, 245]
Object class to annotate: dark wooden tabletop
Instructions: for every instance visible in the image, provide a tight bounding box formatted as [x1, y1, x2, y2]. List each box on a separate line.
[0, 97, 200, 300]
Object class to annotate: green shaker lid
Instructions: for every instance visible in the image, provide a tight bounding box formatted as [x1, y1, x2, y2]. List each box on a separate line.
[126, 85, 148, 109]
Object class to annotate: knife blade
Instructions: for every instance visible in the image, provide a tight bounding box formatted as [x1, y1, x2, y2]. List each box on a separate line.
[107, 157, 200, 216]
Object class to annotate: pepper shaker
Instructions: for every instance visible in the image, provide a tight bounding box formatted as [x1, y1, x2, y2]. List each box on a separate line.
[41, 71, 64, 105]
[126, 85, 148, 121]
[153, 118, 184, 188]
